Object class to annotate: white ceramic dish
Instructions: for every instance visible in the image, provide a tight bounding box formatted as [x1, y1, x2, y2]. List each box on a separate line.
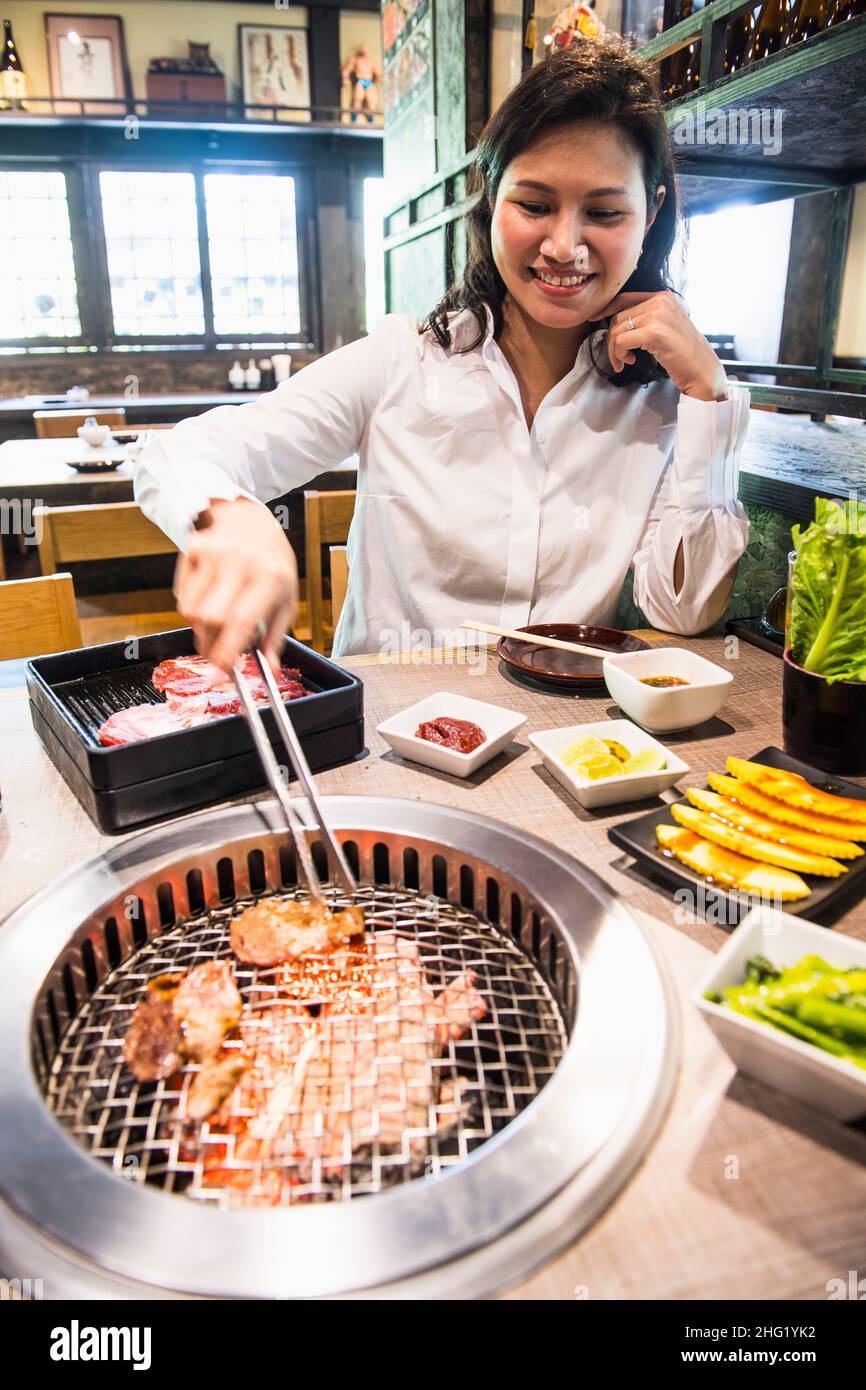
[76, 423, 113, 448]
[376, 692, 526, 779]
[602, 647, 733, 732]
[528, 718, 689, 809]
[693, 907, 866, 1121]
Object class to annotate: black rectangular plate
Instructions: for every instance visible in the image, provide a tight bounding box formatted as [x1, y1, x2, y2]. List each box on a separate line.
[26, 628, 363, 790]
[608, 747, 866, 927]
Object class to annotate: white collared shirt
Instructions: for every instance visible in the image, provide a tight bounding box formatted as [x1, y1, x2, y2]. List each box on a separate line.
[134, 305, 750, 657]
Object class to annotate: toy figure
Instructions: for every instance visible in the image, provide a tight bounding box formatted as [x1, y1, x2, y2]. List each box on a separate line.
[341, 42, 380, 124]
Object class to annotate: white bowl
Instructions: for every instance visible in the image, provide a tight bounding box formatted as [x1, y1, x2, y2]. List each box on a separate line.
[376, 692, 526, 779]
[602, 647, 733, 732]
[528, 718, 689, 809]
[77, 424, 112, 448]
[693, 907, 866, 1121]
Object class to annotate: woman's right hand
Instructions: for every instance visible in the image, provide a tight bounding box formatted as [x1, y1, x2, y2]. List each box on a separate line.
[173, 497, 299, 674]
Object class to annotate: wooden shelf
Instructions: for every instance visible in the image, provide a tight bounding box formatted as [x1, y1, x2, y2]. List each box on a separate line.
[639, 13, 866, 213]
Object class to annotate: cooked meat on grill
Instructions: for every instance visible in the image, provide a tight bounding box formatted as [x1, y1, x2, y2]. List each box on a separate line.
[152, 653, 306, 705]
[123, 960, 242, 1082]
[122, 996, 184, 1082]
[173, 960, 242, 1061]
[186, 1053, 247, 1122]
[230, 898, 365, 965]
[97, 701, 210, 747]
[197, 929, 486, 1202]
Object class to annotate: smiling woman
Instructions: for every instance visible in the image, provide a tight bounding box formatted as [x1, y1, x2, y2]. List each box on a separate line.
[134, 36, 750, 668]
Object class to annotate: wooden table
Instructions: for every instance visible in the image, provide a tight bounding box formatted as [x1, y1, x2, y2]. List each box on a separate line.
[0, 438, 135, 508]
[1, 634, 865, 1300]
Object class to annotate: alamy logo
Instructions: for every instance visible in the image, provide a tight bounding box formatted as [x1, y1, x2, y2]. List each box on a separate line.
[827, 1270, 866, 1300]
[50, 1321, 152, 1370]
[670, 99, 784, 157]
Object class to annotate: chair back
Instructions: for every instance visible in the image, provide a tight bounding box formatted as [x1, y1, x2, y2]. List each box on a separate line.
[33, 408, 127, 440]
[329, 545, 349, 634]
[303, 490, 356, 653]
[35, 501, 177, 575]
[0, 573, 82, 659]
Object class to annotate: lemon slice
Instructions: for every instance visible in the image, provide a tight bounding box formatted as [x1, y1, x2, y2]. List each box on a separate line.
[603, 739, 631, 763]
[569, 753, 624, 780]
[622, 748, 666, 775]
[559, 733, 609, 767]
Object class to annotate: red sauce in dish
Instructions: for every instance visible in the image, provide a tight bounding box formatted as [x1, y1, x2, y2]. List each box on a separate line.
[415, 716, 486, 753]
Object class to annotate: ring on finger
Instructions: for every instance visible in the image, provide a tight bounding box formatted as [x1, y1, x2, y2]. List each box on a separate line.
[626, 316, 635, 331]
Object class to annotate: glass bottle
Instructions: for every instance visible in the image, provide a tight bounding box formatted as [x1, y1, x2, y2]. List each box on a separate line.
[746, 0, 790, 61]
[0, 19, 26, 111]
[789, 0, 827, 41]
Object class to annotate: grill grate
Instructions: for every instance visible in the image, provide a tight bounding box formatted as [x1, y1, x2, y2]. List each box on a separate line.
[55, 667, 166, 744]
[43, 883, 568, 1209]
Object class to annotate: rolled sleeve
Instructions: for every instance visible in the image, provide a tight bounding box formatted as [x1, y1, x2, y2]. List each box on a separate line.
[631, 385, 751, 635]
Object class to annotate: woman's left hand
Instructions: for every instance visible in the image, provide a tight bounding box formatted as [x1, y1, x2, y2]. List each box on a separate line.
[589, 290, 728, 402]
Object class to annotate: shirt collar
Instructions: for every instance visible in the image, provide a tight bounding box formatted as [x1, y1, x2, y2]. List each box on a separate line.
[452, 300, 600, 376]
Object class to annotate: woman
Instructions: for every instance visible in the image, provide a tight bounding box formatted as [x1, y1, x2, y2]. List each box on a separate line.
[135, 38, 749, 674]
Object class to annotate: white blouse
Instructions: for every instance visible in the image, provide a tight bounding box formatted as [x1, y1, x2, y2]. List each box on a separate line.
[134, 304, 750, 658]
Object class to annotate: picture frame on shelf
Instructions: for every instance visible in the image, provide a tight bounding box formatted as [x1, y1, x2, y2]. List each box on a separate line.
[238, 24, 311, 119]
[44, 12, 131, 116]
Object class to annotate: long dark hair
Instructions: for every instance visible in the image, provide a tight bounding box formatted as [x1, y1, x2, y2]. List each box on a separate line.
[418, 37, 679, 388]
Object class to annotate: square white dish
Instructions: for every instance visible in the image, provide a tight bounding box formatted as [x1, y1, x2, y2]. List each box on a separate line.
[528, 718, 689, 808]
[693, 907, 866, 1121]
[376, 692, 526, 779]
[602, 647, 733, 732]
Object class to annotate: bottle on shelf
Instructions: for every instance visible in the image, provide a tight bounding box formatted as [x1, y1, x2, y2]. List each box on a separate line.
[746, 0, 790, 62]
[228, 360, 245, 391]
[659, 0, 702, 101]
[725, 6, 760, 72]
[827, 0, 865, 20]
[0, 19, 26, 110]
[789, 0, 827, 41]
[244, 358, 261, 391]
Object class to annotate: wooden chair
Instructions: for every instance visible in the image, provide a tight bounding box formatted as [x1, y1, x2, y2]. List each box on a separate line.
[303, 490, 356, 653]
[0, 574, 82, 659]
[33, 408, 127, 439]
[330, 545, 349, 633]
[34, 501, 181, 646]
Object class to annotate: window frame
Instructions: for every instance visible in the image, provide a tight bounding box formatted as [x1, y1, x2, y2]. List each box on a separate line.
[0, 158, 316, 352]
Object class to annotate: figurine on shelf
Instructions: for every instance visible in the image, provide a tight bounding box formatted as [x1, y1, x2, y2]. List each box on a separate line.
[542, 2, 607, 51]
[341, 42, 380, 124]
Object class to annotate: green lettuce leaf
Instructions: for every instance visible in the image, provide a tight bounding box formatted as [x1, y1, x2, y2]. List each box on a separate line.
[789, 498, 866, 684]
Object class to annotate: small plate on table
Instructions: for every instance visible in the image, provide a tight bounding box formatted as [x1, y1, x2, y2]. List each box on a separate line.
[377, 692, 526, 779]
[497, 624, 649, 692]
[608, 746, 866, 925]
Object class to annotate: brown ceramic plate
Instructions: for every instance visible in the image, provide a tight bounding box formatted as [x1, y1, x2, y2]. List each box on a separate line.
[497, 623, 650, 690]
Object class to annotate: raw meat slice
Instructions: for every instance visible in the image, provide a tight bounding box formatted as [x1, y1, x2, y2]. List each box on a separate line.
[97, 701, 209, 747]
[152, 653, 305, 705]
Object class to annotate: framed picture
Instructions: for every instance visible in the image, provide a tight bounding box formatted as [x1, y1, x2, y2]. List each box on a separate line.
[45, 13, 130, 115]
[239, 24, 311, 117]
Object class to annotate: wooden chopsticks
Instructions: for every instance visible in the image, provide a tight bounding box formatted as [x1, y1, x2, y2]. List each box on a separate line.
[459, 620, 611, 660]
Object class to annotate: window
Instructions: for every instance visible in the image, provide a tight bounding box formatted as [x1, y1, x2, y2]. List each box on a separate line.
[676, 199, 794, 367]
[99, 171, 205, 336]
[204, 173, 301, 336]
[0, 171, 81, 340]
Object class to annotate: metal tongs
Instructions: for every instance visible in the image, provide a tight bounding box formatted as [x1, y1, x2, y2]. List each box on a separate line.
[232, 638, 357, 904]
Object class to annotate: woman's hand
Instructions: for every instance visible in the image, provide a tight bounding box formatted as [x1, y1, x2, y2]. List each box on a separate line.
[173, 497, 299, 674]
[589, 290, 728, 402]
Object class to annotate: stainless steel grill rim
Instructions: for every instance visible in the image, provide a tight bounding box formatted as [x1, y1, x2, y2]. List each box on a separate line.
[0, 797, 678, 1299]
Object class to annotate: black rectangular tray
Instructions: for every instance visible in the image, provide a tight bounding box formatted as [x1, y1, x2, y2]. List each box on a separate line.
[608, 747, 866, 927]
[27, 628, 365, 834]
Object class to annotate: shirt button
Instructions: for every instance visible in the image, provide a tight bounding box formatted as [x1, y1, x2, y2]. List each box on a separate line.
[537, 434, 546, 445]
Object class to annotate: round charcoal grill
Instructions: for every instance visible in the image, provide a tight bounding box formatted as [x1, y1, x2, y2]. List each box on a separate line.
[0, 798, 678, 1298]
